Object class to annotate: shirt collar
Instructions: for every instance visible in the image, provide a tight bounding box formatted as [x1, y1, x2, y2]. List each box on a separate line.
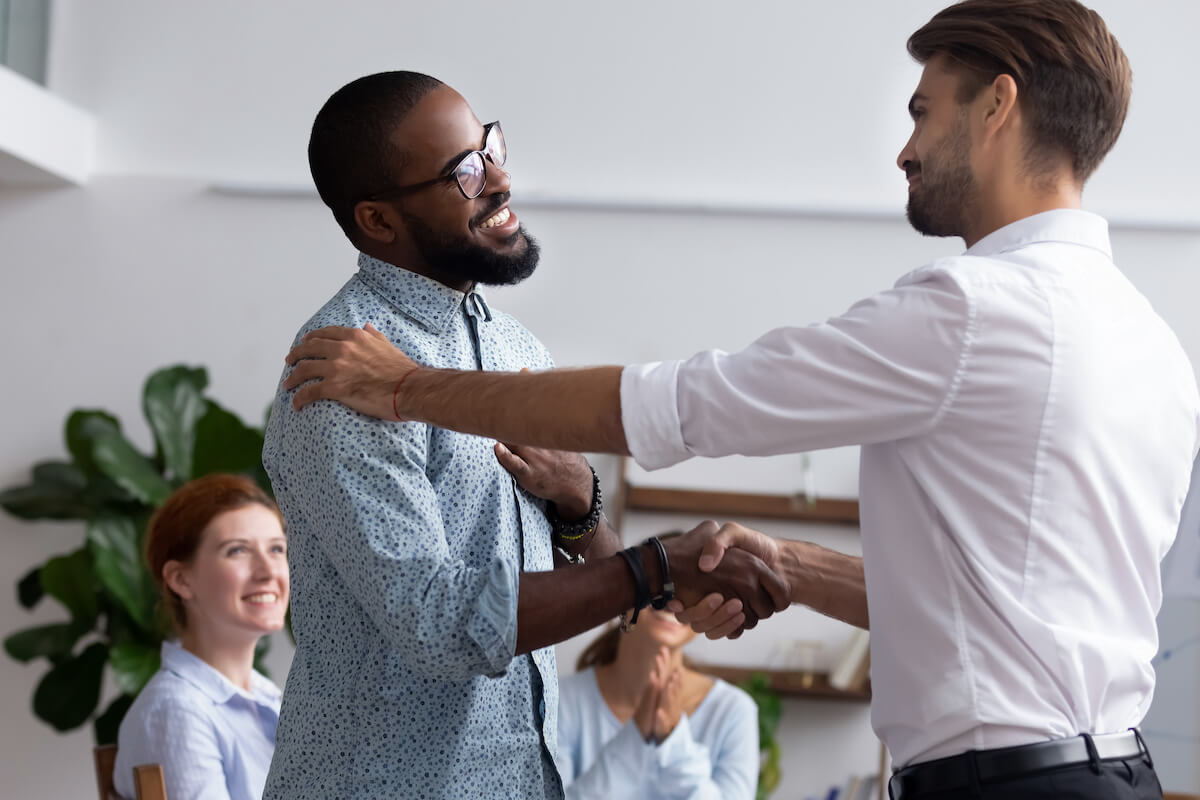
[355, 252, 491, 334]
[965, 209, 1112, 260]
[160, 640, 280, 708]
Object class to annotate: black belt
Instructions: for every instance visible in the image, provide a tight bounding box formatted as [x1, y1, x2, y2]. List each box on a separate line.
[888, 730, 1149, 799]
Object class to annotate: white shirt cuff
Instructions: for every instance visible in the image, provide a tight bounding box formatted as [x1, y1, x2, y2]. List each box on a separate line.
[620, 361, 691, 470]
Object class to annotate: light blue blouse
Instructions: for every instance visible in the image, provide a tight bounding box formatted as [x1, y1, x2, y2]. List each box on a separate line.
[557, 668, 759, 800]
[114, 640, 281, 800]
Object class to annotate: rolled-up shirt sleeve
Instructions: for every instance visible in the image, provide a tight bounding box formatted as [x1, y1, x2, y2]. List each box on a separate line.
[272, 399, 518, 680]
[622, 268, 974, 470]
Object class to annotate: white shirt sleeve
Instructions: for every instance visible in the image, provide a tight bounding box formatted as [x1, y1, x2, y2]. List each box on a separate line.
[114, 701, 232, 800]
[621, 269, 974, 469]
[564, 721, 650, 800]
[654, 691, 759, 800]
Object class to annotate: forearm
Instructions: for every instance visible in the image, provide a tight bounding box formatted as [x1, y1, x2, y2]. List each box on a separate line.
[401, 366, 630, 454]
[517, 543, 660, 655]
[779, 540, 869, 629]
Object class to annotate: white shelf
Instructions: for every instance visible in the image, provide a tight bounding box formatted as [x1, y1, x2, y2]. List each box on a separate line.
[0, 66, 95, 186]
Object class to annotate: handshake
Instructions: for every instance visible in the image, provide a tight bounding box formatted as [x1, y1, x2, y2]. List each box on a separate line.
[655, 520, 793, 641]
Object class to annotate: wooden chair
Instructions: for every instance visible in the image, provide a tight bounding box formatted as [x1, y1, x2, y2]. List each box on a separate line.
[93, 744, 168, 800]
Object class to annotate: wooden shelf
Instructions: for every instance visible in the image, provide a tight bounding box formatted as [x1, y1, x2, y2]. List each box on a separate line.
[622, 484, 859, 525]
[696, 664, 871, 702]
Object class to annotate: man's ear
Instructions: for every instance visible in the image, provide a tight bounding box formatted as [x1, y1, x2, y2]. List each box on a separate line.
[162, 560, 194, 602]
[981, 73, 1019, 136]
[353, 201, 400, 245]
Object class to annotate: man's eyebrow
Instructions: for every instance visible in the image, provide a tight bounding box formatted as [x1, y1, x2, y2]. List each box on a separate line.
[437, 128, 489, 174]
[908, 93, 929, 118]
[439, 148, 474, 175]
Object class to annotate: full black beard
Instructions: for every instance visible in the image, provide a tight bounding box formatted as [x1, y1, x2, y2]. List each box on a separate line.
[905, 115, 978, 239]
[402, 212, 541, 287]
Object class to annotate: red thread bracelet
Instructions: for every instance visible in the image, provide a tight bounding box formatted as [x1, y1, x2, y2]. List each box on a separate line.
[392, 370, 418, 420]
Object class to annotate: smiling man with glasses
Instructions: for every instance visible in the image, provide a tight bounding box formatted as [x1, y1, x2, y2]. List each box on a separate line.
[260, 71, 787, 800]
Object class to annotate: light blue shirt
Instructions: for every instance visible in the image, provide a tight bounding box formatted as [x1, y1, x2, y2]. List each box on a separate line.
[558, 669, 759, 800]
[114, 640, 281, 800]
[262, 253, 561, 799]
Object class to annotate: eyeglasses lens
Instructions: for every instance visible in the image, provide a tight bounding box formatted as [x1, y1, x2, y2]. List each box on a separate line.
[456, 153, 486, 198]
[485, 124, 506, 167]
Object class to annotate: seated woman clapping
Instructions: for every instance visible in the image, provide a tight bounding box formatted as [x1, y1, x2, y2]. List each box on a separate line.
[558, 599, 760, 800]
[114, 474, 289, 800]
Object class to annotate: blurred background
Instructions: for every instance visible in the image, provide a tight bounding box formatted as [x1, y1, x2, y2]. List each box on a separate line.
[2, 1, 1197, 797]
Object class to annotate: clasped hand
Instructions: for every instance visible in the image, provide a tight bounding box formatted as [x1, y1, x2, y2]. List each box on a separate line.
[661, 521, 790, 639]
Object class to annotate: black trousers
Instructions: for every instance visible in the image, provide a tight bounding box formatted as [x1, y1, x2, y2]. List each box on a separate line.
[892, 757, 1162, 800]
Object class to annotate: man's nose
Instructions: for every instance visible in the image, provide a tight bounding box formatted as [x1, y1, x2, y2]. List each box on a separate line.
[897, 133, 917, 172]
[483, 157, 511, 195]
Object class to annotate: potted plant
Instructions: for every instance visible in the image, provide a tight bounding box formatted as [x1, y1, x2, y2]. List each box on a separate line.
[739, 672, 784, 799]
[1, 365, 273, 744]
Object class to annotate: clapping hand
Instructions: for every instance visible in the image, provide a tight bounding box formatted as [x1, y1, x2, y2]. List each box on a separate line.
[633, 647, 685, 744]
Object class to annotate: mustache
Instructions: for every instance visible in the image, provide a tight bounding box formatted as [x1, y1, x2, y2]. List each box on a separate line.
[471, 192, 511, 227]
[904, 161, 921, 179]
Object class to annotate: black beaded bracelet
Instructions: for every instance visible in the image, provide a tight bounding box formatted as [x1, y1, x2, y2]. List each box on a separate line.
[617, 546, 651, 627]
[547, 466, 602, 542]
[646, 537, 675, 610]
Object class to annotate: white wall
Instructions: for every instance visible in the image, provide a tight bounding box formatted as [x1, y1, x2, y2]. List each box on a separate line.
[43, 0, 1200, 228]
[2, 1, 1199, 798]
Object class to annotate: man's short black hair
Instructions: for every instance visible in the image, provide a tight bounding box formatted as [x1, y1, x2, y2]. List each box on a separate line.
[308, 71, 444, 241]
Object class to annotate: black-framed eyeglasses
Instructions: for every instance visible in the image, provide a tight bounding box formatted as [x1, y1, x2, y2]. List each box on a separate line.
[364, 121, 506, 202]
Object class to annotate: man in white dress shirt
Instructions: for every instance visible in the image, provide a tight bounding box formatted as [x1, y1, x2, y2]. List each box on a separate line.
[280, 1, 1198, 797]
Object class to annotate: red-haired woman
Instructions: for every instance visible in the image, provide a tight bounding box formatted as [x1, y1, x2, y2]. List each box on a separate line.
[114, 474, 289, 800]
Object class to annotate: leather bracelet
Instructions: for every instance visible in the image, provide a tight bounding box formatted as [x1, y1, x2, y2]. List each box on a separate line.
[548, 466, 602, 542]
[617, 546, 651, 628]
[646, 537, 675, 610]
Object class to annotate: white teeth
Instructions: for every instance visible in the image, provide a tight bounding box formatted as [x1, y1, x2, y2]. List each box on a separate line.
[245, 593, 278, 604]
[482, 208, 510, 229]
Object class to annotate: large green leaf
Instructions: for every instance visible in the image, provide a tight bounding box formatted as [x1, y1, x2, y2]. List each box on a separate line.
[0, 461, 96, 520]
[90, 427, 173, 507]
[3, 622, 88, 664]
[192, 399, 267, 478]
[253, 635, 273, 679]
[87, 516, 159, 633]
[109, 642, 161, 694]
[143, 366, 208, 483]
[94, 693, 134, 746]
[17, 566, 43, 609]
[40, 548, 98, 625]
[65, 410, 122, 477]
[32, 642, 107, 731]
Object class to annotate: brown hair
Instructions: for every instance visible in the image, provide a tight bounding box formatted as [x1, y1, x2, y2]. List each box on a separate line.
[907, 0, 1131, 182]
[144, 474, 282, 631]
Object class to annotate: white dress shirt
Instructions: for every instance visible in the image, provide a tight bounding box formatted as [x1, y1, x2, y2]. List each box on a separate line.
[621, 210, 1200, 767]
[114, 641, 281, 800]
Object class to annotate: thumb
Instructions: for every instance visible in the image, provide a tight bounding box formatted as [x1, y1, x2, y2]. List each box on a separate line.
[494, 442, 528, 474]
[698, 526, 741, 572]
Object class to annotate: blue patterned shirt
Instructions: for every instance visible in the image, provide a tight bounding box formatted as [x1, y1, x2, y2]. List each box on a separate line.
[262, 253, 563, 799]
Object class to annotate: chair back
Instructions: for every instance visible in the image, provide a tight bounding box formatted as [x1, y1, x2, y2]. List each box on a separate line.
[92, 744, 168, 800]
[93, 745, 119, 800]
[132, 763, 168, 800]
